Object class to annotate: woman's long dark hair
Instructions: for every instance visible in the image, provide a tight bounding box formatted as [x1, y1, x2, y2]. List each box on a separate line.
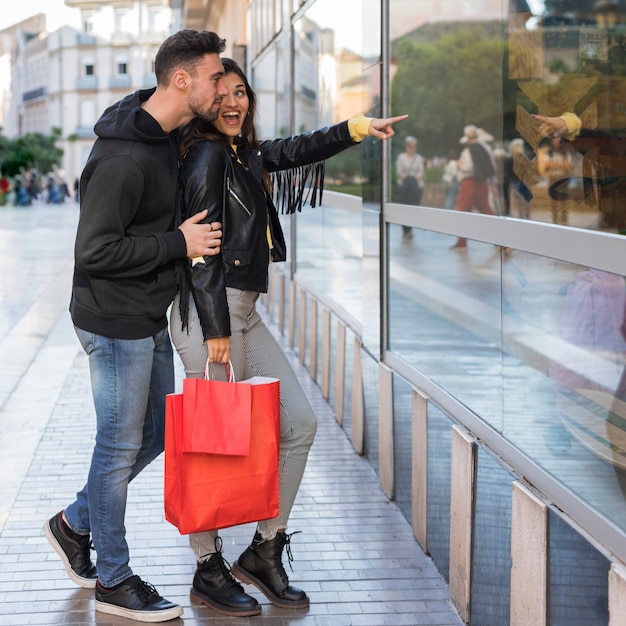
[179, 57, 259, 157]
[179, 56, 322, 214]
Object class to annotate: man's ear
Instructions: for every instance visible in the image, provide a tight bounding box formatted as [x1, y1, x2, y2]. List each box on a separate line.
[172, 69, 190, 91]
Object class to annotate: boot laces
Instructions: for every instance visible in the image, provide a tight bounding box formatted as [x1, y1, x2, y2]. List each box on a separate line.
[211, 537, 243, 592]
[278, 530, 301, 575]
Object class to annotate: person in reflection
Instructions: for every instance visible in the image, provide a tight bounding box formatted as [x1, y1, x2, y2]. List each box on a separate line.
[443, 148, 460, 211]
[548, 263, 626, 494]
[395, 135, 425, 240]
[534, 111, 626, 231]
[537, 134, 575, 224]
[450, 125, 497, 251]
[502, 138, 532, 218]
[538, 112, 626, 493]
[170, 57, 408, 616]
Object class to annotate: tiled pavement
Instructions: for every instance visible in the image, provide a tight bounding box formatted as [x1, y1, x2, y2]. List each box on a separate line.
[0, 203, 462, 625]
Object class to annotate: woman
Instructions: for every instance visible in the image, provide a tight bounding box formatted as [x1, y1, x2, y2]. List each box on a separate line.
[171, 58, 406, 616]
[395, 135, 424, 240]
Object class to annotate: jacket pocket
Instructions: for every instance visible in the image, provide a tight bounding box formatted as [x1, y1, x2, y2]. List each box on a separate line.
[222, 248, 253, 269]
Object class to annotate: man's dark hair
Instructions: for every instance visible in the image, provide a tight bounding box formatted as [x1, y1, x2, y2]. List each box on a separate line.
[155, 29, 226, 86]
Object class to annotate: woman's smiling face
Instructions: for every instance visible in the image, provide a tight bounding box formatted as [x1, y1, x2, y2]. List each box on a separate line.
[213, 72, 250, 141]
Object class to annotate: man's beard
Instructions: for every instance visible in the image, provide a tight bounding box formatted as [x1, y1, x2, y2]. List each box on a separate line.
[191, 98, 221, 123]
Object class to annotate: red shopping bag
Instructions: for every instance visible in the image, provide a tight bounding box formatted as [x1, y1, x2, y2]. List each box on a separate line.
[181, 374, 252, 456]
[164, 376, 281, 535]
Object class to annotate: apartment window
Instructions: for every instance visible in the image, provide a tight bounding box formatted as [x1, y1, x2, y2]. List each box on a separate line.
[83, 57, 95, 76]
[116, 57, 128, 76]
[82, 12, 95, 34]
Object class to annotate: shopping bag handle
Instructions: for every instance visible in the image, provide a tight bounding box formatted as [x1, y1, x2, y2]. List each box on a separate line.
[204, 358, 235, 382]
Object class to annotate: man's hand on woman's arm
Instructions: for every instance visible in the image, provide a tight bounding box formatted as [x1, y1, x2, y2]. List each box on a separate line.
[178, 209, 222, 258]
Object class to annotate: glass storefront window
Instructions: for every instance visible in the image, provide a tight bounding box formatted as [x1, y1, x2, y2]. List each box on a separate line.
[503, 250, 626, 532]
[387, 0, 626, 540]
[292, 196, 363, 322]
[508, 0, 626, 233]
[388, 227, 504, 430]
[389, 226, 626, 533]
[292, 0, 381, 325]
[389, 0, 626, 234]
[389, 0, 504, 213]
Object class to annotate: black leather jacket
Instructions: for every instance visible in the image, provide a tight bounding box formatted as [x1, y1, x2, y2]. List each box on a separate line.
[179, 120, 358, 340]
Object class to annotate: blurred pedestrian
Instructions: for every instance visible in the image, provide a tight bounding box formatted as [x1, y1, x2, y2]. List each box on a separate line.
[450, 125, 497, 251]
[395, 135, 424, 240]
[443, 149, 459, 211]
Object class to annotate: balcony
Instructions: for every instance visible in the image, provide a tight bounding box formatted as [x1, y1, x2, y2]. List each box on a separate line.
[109, 75, 132, 89]
[73, 126, 96, 138]
[111, 32, 133, 45]
[76, 33, 97, 46]
[75, 76, 98, 90]
[22, 86, 47, 102]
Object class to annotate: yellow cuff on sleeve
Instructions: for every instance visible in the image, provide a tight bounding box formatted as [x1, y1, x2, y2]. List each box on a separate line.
[560, 112, 582, 140]
[348, 114, 374, 142]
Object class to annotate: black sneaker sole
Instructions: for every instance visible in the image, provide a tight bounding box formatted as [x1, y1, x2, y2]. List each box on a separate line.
[231, 560, 310, 609]
[190, 587, 262, 616]
[43, 519, 96, 589]
[95, 599, 183, 623]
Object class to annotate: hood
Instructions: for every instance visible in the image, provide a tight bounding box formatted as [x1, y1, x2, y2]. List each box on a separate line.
[94, 88, 167, 143]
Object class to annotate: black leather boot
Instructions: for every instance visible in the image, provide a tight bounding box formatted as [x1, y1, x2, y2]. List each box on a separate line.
[231, 530, 309, 608]
[190, 539, 261, 616]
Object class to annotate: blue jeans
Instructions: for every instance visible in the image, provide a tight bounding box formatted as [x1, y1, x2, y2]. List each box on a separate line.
[63, 326, 174, 587]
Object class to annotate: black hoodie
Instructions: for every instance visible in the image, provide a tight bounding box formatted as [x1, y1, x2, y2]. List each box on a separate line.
[70, 88, 188, 339]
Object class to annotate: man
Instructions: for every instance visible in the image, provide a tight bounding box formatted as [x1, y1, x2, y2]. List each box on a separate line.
[450, 124, 497, 251]
[43, 30, 228, 622]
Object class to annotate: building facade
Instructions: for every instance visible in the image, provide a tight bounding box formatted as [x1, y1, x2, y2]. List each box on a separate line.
[2, 1, 185, 184]
[187, 1, 626, 624]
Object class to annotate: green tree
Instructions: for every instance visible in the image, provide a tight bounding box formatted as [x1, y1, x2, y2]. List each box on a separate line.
[0, 127, 64, 177]
[390, 28, 517, 158]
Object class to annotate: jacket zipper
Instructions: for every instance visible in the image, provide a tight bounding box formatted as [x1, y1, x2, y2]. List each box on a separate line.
[227, 177, 252, 215]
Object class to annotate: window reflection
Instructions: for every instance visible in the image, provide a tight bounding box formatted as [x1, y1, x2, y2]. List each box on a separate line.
[388, 227, 626, 531]
[389, 1, 504, 212]
[510, 0, 626, 231]
[390, 0, 626, 232]
[387, 0, 626, 534]
[291, 0, 382, 325]
[294, 0, 379, 191]
[387, 228, 504, 428]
